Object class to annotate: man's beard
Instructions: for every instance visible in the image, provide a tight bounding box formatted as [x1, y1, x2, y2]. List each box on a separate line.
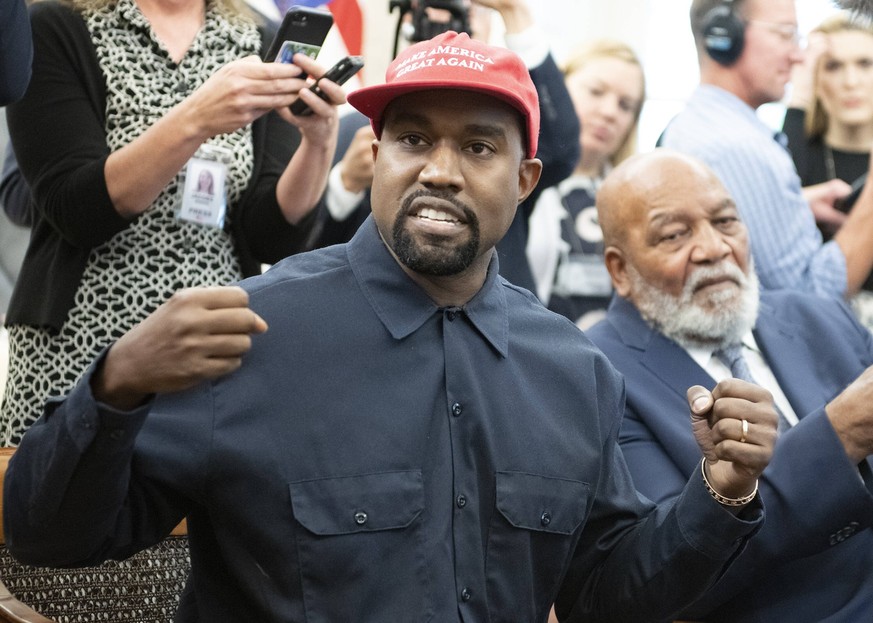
[391, 190, 481, 276]
[628, 261, 760, 350]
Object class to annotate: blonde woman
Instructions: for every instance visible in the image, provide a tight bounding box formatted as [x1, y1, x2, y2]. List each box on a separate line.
[526, 39, 645, 329]
[2, 0, 344, 444]
[784, 12, 873, 326]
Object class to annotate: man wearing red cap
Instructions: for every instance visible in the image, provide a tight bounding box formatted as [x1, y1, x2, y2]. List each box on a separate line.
[5, 33, 777, 622]
[314, 0, 579, 295]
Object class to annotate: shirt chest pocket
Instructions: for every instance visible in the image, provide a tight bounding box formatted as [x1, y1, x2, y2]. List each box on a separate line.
[291, 470, 424, 535]
[289, 471, 433, 621]
[495, 472, 589, 534]
[486, 472, 590, 620]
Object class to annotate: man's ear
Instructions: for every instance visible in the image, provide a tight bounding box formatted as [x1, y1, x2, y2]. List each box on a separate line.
[604, 246, 632, 298]
[371, 139, 380, 161]
[517, 158, 543, 204]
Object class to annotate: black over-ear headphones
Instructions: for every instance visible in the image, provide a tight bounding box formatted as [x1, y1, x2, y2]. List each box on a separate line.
[702, 0, 745, 65]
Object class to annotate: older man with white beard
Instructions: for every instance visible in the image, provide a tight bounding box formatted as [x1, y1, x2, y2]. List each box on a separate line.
[587, 149, 873, 622]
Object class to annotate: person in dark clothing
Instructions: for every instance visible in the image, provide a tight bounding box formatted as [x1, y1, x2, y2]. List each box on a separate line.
[0, 0, 344, 444]
[4, 31, 776, 623]
[0, 0, 32, 106]
[312, 0, 580, 293]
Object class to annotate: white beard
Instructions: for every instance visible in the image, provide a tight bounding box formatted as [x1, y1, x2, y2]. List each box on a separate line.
[627, 261, 760, 351]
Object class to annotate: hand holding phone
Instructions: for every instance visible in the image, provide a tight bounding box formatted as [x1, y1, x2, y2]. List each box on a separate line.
[290, 55, 365, 116]
[836, 173, 867, 212]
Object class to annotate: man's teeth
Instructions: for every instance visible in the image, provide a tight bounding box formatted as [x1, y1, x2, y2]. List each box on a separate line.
[417, 207, 458, 223]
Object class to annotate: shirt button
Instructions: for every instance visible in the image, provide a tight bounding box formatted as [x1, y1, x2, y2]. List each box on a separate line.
[181, 237, 193, 251]
[446, 310, 457, 321]
[175, 79, 189, 93]
[354, 511, 368, 525]
[461, 587, 472, 602]
[451, 402, 463, 417]
[456, 494, 467, 508]
[540, 511, 552, 527]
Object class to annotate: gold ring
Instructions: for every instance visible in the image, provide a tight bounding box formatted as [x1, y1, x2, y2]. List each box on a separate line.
[740, 419, 749, 443]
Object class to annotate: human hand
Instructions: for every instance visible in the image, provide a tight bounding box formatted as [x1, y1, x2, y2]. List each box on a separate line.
[469, 0, 516, 11]
[92, 286, 267, 411]
[803, 179, 852, 234]
[274, 53, 345, 146]
[688, 379, 778, 502]
[826, 364, 873, 463]
[788, 31, 828, 110]
[470, 0, 532, 34]
[179, 55, 311, 140]
[339, 124, 376, 193]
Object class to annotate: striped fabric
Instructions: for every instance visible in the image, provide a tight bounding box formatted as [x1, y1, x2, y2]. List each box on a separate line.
[661, 84, 847, 299]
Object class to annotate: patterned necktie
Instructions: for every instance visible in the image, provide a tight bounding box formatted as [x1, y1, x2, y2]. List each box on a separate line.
[714, 344, 791, 433]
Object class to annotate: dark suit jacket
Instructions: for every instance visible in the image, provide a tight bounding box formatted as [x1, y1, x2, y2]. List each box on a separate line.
[0, 0, 32, 105]
[312, 52, 580, 293]
[588, 291, 873, 622]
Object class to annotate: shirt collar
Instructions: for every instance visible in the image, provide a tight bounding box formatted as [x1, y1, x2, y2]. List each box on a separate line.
[347, 217, 510, 357]
[695, 84, 775, 142]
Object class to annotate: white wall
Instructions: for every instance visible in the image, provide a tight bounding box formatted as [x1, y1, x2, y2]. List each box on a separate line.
[352, 0, 844, 149]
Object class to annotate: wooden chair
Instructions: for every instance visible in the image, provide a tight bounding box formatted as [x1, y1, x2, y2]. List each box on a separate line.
[0, 448, 190, 623]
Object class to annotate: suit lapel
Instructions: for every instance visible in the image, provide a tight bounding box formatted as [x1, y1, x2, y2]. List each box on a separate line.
[606, 297, 716, 473]
[609, 297, 716, 400]
[753, 299, 832, 419]
[611, 296, 831, 420]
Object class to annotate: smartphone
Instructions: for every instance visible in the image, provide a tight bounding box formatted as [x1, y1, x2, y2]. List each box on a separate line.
[835, 173, 867, 212]
[262, 6, 334, 63]
[290, 55, 365, 116]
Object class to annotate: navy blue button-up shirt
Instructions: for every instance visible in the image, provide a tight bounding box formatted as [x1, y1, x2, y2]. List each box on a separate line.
[6, 217, 762, 622]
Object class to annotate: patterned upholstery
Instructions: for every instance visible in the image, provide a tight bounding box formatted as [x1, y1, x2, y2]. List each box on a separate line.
[0, 449, 190, 623]
[0, 538, 189, 623]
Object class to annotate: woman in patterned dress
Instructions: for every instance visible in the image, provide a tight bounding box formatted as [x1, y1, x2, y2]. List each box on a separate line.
[1, 0, 344, 443]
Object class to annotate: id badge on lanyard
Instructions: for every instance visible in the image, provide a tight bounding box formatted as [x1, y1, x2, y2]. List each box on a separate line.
[553, 254, 613, 297]
[176, 144, 233, 228]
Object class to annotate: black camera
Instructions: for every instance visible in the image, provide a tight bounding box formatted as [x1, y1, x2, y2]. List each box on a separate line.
[389, 0, 472, 46]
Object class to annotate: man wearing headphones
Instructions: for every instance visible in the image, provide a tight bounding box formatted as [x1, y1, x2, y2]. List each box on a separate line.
[662, 0, 873, 306]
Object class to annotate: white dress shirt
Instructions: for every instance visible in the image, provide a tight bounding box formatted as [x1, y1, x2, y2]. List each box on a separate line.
[685, 332, 799, 427]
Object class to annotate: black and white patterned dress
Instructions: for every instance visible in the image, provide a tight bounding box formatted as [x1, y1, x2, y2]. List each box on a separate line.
[1, 0, 260, 444]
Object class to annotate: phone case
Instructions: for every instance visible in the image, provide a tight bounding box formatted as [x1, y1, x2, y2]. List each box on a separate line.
[262, 7, 334, 63]
[290, 56, 365, 116]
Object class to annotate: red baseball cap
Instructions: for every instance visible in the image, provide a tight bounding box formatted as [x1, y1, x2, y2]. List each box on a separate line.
[348, 31, 540, 159]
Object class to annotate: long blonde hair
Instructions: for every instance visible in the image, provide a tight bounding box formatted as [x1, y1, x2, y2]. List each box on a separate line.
[562, 39, 646, 167]
[807, 12, 873, 138]
[62, 0, 255, 20]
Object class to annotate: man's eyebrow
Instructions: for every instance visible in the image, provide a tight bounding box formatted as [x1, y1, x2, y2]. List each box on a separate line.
[386, 110, 430, 128]
[385, 112, 509, 140]
[647, 212, 683, 228]
[463, 124, 508, 140]
[714, 198, 738, 212]
[647, 198, 738, 227]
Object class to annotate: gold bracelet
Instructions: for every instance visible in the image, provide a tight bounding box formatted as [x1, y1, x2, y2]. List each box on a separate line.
[700, 458, 758, 507]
